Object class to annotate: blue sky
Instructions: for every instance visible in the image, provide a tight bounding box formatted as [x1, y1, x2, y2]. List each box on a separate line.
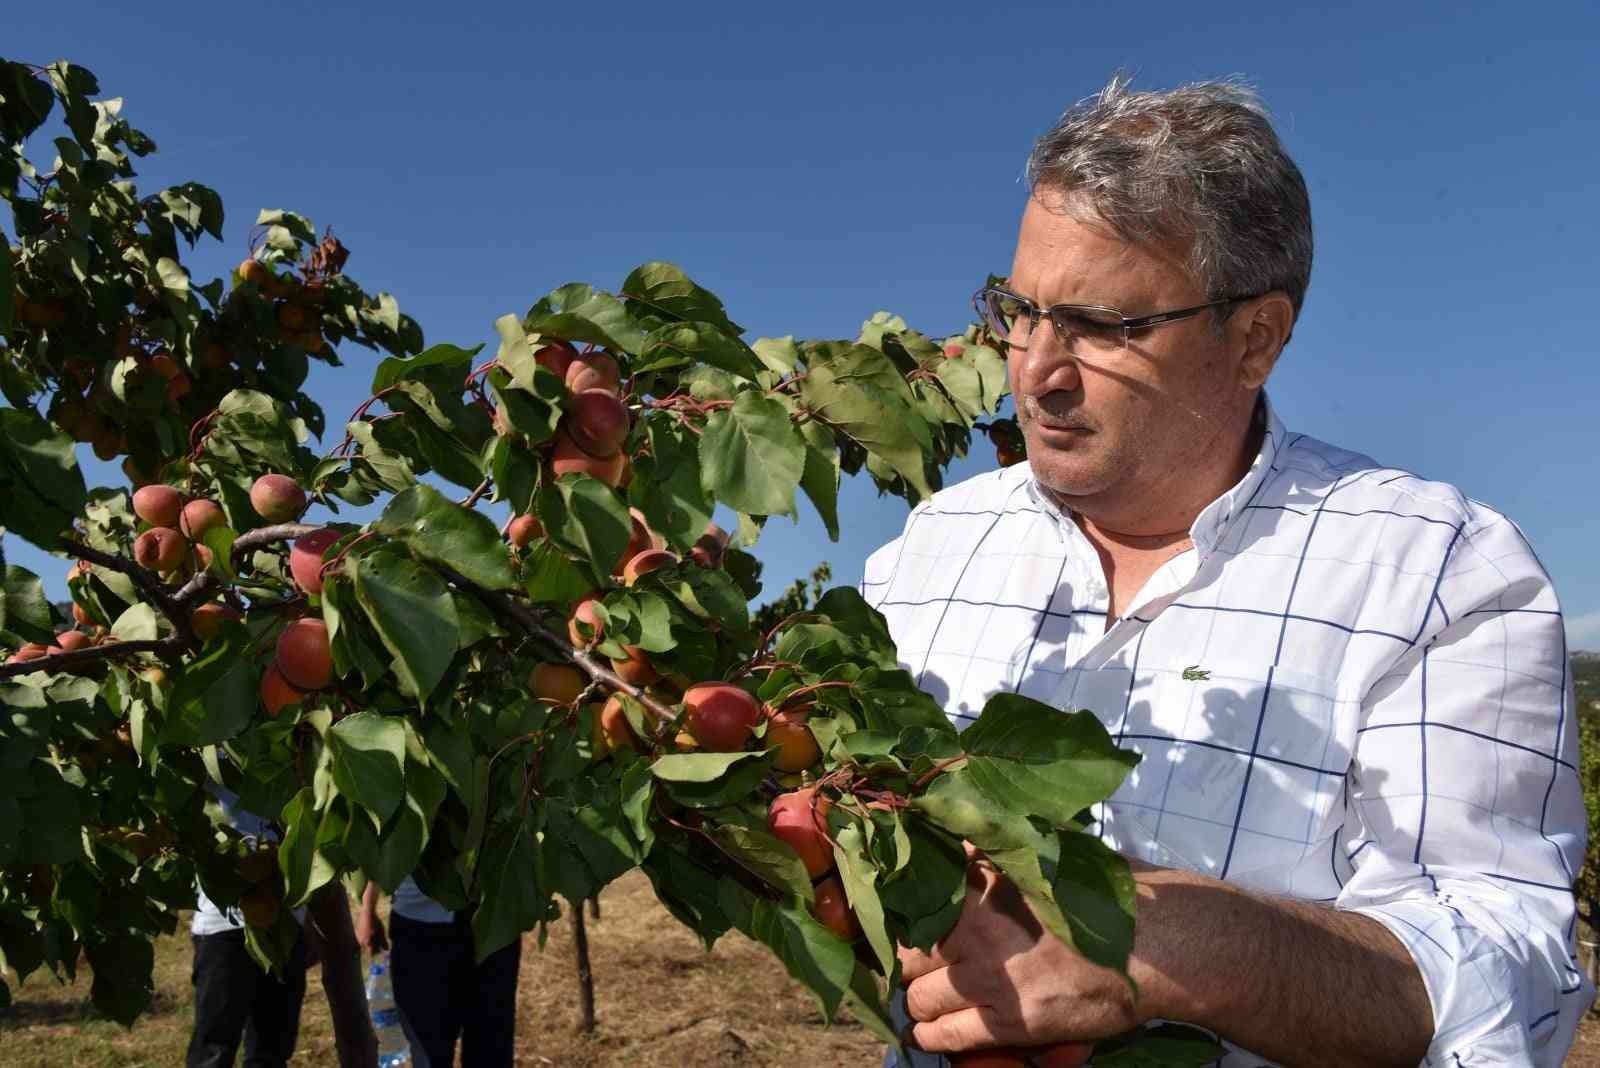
[6, 1, 1599, 646]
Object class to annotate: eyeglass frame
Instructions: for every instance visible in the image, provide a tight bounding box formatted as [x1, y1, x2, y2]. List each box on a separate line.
[972, 284, 1264, 352]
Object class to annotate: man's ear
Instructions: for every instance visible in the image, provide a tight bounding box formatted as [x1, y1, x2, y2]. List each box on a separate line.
[1236, 292, 1296, 390]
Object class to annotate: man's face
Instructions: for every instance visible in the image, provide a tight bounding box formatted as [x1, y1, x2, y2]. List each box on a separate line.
[1004, 190, 1257, 514]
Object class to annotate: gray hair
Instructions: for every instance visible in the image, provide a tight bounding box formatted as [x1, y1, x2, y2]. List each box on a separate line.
[1026, 74, 1313, 321]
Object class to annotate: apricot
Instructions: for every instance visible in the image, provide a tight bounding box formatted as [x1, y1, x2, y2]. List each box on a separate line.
[240, 885, 282, 929]
[623, 548, 678, 586]
[598, 694, 640, 751]
[530, 662, 586, 705]
[565, 351, 620, 395]
[810, 876, 859, 941]
[550, 430, 627, 486]
[996, 445, 1024, 468]
[180, 498, 226, 539]
[565, 389, 629, 457]
[201, 341, 231, 369]
[192, 603, 243, 641]
[165, 372, 192, 404]
[610, 645, 659, 687]
[690, 522, 730, 568]
[237, 258, 271, 288]
[249, 473, 306, 522]
[148, 351, 181, 381]
[508, 513, 543, 549]
[91, 427, 126, 461]
[132, 485, 183, 527]
[275, 302, 311, 333]
[5, 643, 48, 664]
[535, 341, 578, 380]
[289, 527, 342, 594]
[614, 514, 654, 574]
[260, 665, 301, 717]
[943, 342, 965, 358]
[71, 602, 93, 627]
[766, 709, 821, 772]
[238, 845, 279, 885]
[567, 592, 605, 647]
[768, 789, 834, 878]
[275, 618, 332, 690]
[682, 683, 760, 752]
[55, 630, 92, 653]
[134, 527, 187, 573]
[585, 701, 611, 758]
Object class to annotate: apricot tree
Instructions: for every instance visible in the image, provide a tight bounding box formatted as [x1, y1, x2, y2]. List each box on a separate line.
[0, 57, 1218, 1065]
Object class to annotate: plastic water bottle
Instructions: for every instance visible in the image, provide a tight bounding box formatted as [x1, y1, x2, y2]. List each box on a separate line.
[365, 953, 411, 1067]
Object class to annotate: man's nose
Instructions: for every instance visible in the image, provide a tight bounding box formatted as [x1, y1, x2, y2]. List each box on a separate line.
[1011, 327, 1082, 398]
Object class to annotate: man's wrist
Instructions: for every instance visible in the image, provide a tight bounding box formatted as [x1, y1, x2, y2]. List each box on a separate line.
[1125, 864, 1241, 1029]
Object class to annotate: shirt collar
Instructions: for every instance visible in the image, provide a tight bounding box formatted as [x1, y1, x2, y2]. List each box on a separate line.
[1022, 393, 1286, 560]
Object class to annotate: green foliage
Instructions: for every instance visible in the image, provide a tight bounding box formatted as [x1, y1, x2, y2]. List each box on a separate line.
[0, 57, 1221, 1064]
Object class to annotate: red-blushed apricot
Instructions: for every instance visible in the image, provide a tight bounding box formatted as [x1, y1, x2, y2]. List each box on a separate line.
[275, 618, 332, 690]
[508, 513, 543, 549]
[289, 527, 342, 595]
[275, 302, 311, 333]
[598, 694, 640, 751]
[550, 430, 627, 486]
[567, 592, 604, 647]
[810, 876, 859, 941]
[565, 389, 629, 457]
[132, 485, 183, 527]
[71, 602, 93, 627]
[996, 445, 1024, 468]
[565, 351, 621, 395]
[191, 543, 215, 574]
[165, 373, 192, 405]
[134, 527, 187, 573]
[768, 788, 834, 878]
[765, 709, 822, 772]
[623, 548, 678, 586]
[690, 522, 731, 568]
[535, 341, 578, 380]
[192, 603, 243, 642]
[950, 1045, 1095, 1068]
[148, 351, 181, 380]
[5, 643, 48, 664]
[530, 662, 586, 705]
[240, 885, 282, 929]
[614, 514, 654, 575]
[55, 630, 92, 653]
[180, 498, 226, 540]
[250, 474, 307, 523]
[617, 452, 634, 488]
[609, 645, 659, 687]
[260, 665, 301, 717]
[943, 342, 965, 358]
[682, 683, 761, 752]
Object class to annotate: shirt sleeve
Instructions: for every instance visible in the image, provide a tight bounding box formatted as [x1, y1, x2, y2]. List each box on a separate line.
[1336, 510, 1592, 1066]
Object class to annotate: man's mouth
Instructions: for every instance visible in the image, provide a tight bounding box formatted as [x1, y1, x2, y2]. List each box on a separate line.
[1020, 394, 1093, 434]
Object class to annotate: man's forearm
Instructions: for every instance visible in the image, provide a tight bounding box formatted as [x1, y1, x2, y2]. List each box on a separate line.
[1128, 865, 1433, 1067]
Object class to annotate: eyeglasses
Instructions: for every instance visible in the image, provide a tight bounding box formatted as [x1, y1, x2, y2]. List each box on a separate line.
[973, 285, 1259, 360]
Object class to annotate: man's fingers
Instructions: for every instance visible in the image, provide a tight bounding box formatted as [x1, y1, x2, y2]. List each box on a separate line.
[903, 963, 986, 1023]
[908, 1004, 1011, 1053]
[897, 940, 957, 980]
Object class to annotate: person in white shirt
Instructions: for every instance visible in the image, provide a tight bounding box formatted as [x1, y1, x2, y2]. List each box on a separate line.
[356, 876, 521, 1067]
[868, 76, 1591, 1066]
[186, 790, 309, 1068]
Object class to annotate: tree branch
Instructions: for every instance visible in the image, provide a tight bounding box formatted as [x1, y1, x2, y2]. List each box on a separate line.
[433, 564, 679, 728]
[0, 638, 182, 680]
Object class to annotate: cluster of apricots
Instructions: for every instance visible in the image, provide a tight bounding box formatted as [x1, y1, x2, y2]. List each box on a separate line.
[497, 340, 635, 487]
[236, 256, 331, 355]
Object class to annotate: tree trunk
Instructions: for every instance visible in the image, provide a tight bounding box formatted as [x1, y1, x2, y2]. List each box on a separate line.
[588, 895, 601, 921]
[572, 903, 596, 1033]
[308, 883, 379, 1067]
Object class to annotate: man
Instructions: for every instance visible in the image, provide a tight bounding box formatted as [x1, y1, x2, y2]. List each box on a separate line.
[863, 77, 1590, 1066]
[356, 875, 522, 1067]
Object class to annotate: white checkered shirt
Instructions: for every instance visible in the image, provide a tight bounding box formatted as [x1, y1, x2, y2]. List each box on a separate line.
[866, 399, 1592, 1066]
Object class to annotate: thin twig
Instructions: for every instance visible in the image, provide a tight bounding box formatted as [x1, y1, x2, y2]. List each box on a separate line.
[460, 478, 492, 509]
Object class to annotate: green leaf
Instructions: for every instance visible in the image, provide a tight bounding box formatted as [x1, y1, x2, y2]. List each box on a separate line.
[372, 342, 482, 393]
[85, 935, 154, 1027]
[279, 787, 335, 907]
[373, 483, 515, 591]
[1050, 830, 1137, 973]
[1091, 1023, 1227, 1066]
[651, 751, 772, 809]
[698, 392, 805, 516]
[797, 345, 933, 499]
[744, 897, 860, 1019]
[111, 602, 159, 641]
[750, 336, 800, 375]
[878, 822, 967, 950]
[1, 565, 54, 645]
[0, 238, 12, 335]
[327, 712, 407, 826]
[642, 322, 761, 380]
[0, 408, 87, 549]
[472, 815, 553, 960]
[163, 630, 260, 745]
[542, 474, 631, 579]
[832, 821, 896, 980]
[522, 541, 594, 605]
[708, 823, 814, 901]
[961, 694, 1139, 828]
[797, 419, 841, 540]
[621, 262, 742, 334]
[353, 546, 459, 703]
[524, 283, 648, 353]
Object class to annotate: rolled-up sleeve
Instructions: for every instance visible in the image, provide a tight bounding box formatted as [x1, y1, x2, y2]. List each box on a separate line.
[1337, 511, 1592, 1065]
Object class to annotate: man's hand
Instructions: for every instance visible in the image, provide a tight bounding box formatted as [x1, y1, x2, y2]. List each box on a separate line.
[355, 907, 388, 955]
[898, 858, 1138, 1055]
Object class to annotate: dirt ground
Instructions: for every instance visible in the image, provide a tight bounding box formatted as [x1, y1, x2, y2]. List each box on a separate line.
[3, 869, 1599, 1065]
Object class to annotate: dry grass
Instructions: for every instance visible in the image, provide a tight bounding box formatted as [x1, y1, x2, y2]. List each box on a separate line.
[5, 871, 1600, 1065]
